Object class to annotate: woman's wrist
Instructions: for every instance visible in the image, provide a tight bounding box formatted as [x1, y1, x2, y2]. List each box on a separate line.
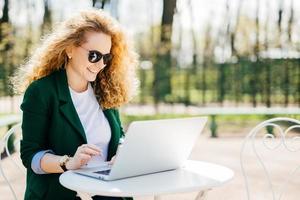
[59, 155, 71, 172]
[65, 157, 74, 170]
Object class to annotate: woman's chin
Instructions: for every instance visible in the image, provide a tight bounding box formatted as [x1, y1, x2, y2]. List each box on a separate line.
[86, 76, 97, 82]
[85, 71, 98, 82]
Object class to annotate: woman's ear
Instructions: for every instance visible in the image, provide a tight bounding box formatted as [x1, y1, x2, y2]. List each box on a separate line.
[65, 46, 73, 59]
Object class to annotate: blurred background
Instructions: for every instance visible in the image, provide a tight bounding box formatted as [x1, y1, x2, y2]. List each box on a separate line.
[0, 0, 300, 111]
[0, 0, 300, 199]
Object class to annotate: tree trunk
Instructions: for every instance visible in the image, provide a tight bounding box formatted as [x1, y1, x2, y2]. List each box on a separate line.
[41, 0, 52, 35]
[265, 60, 271, 107]
[287, 0, 294, 43]
[251, 0, 260, 107]
[284, 61, 289, 107]
[92, 0, 109, 9]
[277, 0, 283, 48]
[298, 59, 300, 107]
[153, 0, 177, 104]
[264, 0, 271, 107]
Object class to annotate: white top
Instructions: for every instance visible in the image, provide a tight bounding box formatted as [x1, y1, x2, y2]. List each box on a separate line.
[59, 160, 234, 197]
[69, 83, 111, 166]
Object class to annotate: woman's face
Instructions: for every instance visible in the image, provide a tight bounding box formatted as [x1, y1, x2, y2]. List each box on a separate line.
[67, 31, 112, 83]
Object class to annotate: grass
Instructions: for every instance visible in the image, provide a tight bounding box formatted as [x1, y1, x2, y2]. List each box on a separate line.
[1, 113, 299, 138]
[121, 113, 300, 124]
[120, 114, 300, 137]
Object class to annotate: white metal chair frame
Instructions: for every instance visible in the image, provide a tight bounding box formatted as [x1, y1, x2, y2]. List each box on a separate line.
[0, 122, 24, 200]
[240, 117, 300, 200]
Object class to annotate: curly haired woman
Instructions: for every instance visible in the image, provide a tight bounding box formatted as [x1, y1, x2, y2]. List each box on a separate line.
[12, 9, 138, 200]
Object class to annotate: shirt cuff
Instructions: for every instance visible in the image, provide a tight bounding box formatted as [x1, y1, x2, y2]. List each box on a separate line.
[119, 137, 125, 145]
[31, 149, 54, 174]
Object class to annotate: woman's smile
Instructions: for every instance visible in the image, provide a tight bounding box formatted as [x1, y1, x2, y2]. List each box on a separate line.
[87, 67, 100, 74]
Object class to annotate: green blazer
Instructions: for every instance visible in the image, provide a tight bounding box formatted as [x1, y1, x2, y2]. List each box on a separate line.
[20, 68, 131, 200]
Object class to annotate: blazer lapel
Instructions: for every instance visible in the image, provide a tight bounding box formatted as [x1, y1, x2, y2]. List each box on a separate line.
[103, 109, 119, 160]
[55, 68, 87, 143]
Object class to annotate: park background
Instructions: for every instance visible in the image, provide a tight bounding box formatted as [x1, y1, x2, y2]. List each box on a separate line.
[0, 0, 300, 199]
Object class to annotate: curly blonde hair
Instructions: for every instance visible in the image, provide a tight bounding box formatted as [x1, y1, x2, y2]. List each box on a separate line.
[12, 9, 138, 109]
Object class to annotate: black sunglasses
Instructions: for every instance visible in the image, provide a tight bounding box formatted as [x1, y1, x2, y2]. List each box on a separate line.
[79, 46, 112, 65]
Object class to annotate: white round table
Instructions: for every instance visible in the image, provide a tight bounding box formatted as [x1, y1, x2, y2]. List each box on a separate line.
[59, 160, 234, 200]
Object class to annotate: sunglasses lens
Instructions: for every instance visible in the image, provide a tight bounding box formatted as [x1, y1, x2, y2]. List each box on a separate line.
[88, 51, 102, 63]
[87, 49, 112, 65]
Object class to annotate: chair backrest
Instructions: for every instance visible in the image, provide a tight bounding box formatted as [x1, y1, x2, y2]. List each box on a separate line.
[0, 122, 25, 200]
[240, 117, 300, 200]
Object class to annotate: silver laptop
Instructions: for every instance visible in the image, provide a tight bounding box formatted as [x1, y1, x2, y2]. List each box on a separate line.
[74, 117, 207, 181]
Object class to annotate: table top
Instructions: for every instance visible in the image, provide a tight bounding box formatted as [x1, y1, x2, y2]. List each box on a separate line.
[59, 160, 234, 197]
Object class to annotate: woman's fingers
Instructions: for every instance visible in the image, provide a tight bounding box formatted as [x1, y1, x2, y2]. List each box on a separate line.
[78, 153, 92, 165]
[81, 144, 101, 153]
[79, 153, 92, 160]
[108, 155, 116, 165]
[71, 144, 104, 168]
[86, 144, 101, 152]
[82, 147, 101, 156]
[80, 145, 101, 156]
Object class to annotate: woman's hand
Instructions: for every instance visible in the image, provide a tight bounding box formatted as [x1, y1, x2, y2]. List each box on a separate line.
[109, 155, 116, 165]
[66, 144, 101, 170]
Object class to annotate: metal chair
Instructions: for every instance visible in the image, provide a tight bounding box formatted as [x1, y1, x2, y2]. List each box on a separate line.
[240, 117, 300, 200]
[0, 122, 25, 200]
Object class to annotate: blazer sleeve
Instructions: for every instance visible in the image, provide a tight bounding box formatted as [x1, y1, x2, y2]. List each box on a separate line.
[20, 81, 50, 169]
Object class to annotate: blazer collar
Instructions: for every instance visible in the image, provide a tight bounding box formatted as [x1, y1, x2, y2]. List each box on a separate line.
[55, 68, 87, 143]
[54, 68, 118, 148]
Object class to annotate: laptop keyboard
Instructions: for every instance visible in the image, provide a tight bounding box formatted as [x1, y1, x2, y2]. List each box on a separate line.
[94, 169, 111, 175]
